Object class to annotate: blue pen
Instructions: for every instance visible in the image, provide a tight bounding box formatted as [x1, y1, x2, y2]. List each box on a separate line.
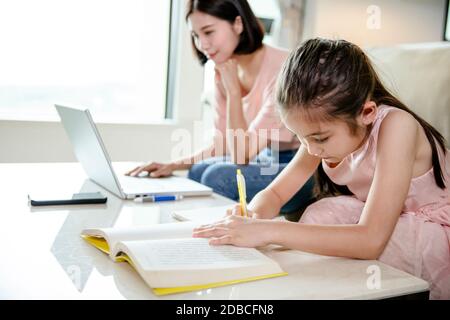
[134, 195, 183, 203]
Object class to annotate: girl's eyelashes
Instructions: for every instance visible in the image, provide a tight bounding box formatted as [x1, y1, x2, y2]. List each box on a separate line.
[314, 137, 329, 143]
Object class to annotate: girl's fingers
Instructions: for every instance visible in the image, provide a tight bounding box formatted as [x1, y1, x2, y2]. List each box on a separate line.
[231, 204, 242, 216]
[194, 220, 227, 231]
[209, 235, 233, 246]
[226, 204, 240, 216]
[192, 226, 228, 238]
[226, 211, 239, 218]
[194, 224, 210, 230]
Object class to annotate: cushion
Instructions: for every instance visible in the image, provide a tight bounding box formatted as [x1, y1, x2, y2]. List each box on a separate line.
[366, 42, 450, 146]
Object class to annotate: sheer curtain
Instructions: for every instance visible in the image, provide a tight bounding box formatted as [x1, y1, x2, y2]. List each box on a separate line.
[200, 0, 307, 137]
[273, 0, 306, 49]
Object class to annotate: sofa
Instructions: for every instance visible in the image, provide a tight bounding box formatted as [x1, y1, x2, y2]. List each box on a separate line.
[366, 42, 450, 146]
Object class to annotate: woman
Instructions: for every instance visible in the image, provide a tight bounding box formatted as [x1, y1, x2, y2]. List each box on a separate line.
[127, 0, 314, 214]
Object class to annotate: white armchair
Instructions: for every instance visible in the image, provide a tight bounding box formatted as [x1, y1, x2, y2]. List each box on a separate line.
[367, 42, 450, 146]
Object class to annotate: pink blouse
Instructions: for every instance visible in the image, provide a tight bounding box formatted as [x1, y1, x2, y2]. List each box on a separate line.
[213, 45, 300, 153]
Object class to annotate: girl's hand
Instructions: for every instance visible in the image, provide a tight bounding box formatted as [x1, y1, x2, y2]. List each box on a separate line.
[225, 204, 260, 219]
[192, 214, 272, 248]
[125, 162, 175, 178]
[215, 59, 241, 97]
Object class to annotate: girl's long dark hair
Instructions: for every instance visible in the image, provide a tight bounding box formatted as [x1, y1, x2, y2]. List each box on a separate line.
[276, 38, 447, 199]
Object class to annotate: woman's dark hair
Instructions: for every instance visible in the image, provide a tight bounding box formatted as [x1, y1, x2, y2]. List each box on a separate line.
[185, 0, 264, 65]
[276, 38, 447, 199]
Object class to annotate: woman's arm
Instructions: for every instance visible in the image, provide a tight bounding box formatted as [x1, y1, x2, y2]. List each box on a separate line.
[171, 134, 226, 170]
[216, 60, 269, 164]
[225, 93, 270, 164]
[226, 91, 250, 163]
[127, 139, 224, 177]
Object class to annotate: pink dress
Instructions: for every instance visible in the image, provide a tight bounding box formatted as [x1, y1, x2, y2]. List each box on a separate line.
[300, 105, 450, 299]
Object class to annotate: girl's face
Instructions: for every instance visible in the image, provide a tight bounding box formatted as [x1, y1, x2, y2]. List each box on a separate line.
[188, 11, 243, 64]
[282, 104, 377, 164]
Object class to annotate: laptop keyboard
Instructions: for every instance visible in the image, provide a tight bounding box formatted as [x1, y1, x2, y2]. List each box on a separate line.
[118, 175, 167, 191]
[116, 174, 211, 196]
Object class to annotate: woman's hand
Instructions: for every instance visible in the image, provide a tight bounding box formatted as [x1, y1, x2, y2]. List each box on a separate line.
[215, 59, 241, 98]
[125, 162, 176, 178]
[192, 211, 272, 248]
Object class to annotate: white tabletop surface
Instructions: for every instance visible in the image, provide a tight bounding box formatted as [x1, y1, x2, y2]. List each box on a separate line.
[0, 162, 429, 299]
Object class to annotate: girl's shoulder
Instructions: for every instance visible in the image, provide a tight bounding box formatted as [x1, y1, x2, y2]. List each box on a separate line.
[377, 105, 434, 179]
[378, 106, 418, 135]
[362, 105, 419, 159]
[376, 107, 426, 157]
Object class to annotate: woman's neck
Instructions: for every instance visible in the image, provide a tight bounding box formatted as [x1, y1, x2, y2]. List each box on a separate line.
[233, 45, 266, 78]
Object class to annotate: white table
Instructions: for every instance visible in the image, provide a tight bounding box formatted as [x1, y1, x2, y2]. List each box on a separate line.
[0, 163, 429, 299]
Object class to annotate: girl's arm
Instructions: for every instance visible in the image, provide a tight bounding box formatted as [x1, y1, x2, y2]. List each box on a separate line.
[249, 144, 321, 219]
[268, 111, 419, 258]
[195, 111, 419, 260]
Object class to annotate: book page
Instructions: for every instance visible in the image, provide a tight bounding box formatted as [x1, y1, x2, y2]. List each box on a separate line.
[81, 221, 198, 256]
[118, 238, 283, 288]
[129, 238, 274, 270]
[172, 205, 232, 224]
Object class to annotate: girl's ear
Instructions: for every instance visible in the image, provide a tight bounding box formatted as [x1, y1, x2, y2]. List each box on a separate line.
[233, 16, 244, 35]
[358, 101, 378, 126]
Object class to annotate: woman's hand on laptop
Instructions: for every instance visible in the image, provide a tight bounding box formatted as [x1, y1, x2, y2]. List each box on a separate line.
[126, 162, 175, 178]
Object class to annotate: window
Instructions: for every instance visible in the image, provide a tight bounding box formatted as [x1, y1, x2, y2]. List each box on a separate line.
[0, 0, 174, 123]
[445, 0, 450, 41]
[202, 0, 281, 110]
[248, 0, 281, 45]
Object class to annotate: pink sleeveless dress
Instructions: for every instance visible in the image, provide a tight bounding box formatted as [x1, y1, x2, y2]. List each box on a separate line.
[300, 105, 450, 299]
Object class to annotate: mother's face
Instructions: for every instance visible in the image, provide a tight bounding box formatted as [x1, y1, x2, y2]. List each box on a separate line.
[188, 11, 243, 64]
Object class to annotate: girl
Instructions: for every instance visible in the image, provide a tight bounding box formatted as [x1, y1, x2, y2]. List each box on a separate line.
[127, 0, 314, 214]
[193, 38, 450, 299]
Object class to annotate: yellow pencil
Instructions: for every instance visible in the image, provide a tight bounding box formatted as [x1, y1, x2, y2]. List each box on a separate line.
[236, 169, 248, 217]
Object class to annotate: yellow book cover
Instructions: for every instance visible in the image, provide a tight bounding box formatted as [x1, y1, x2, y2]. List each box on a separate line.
[81, 222, 287, 296]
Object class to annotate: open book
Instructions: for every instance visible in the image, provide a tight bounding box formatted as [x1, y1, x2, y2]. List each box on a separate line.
[171, 205, 232, 224]
[81, 222, 287, 296]
[172, 205, 288, 224]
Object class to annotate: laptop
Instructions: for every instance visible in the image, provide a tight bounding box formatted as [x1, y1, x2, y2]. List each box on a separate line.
[55, 104, 212, 199]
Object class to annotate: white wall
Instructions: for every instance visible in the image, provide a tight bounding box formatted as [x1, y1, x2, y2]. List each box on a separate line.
[1, 0, 448, 163]
[303, 0, 447, 47]
[0, 0, 205, 163]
